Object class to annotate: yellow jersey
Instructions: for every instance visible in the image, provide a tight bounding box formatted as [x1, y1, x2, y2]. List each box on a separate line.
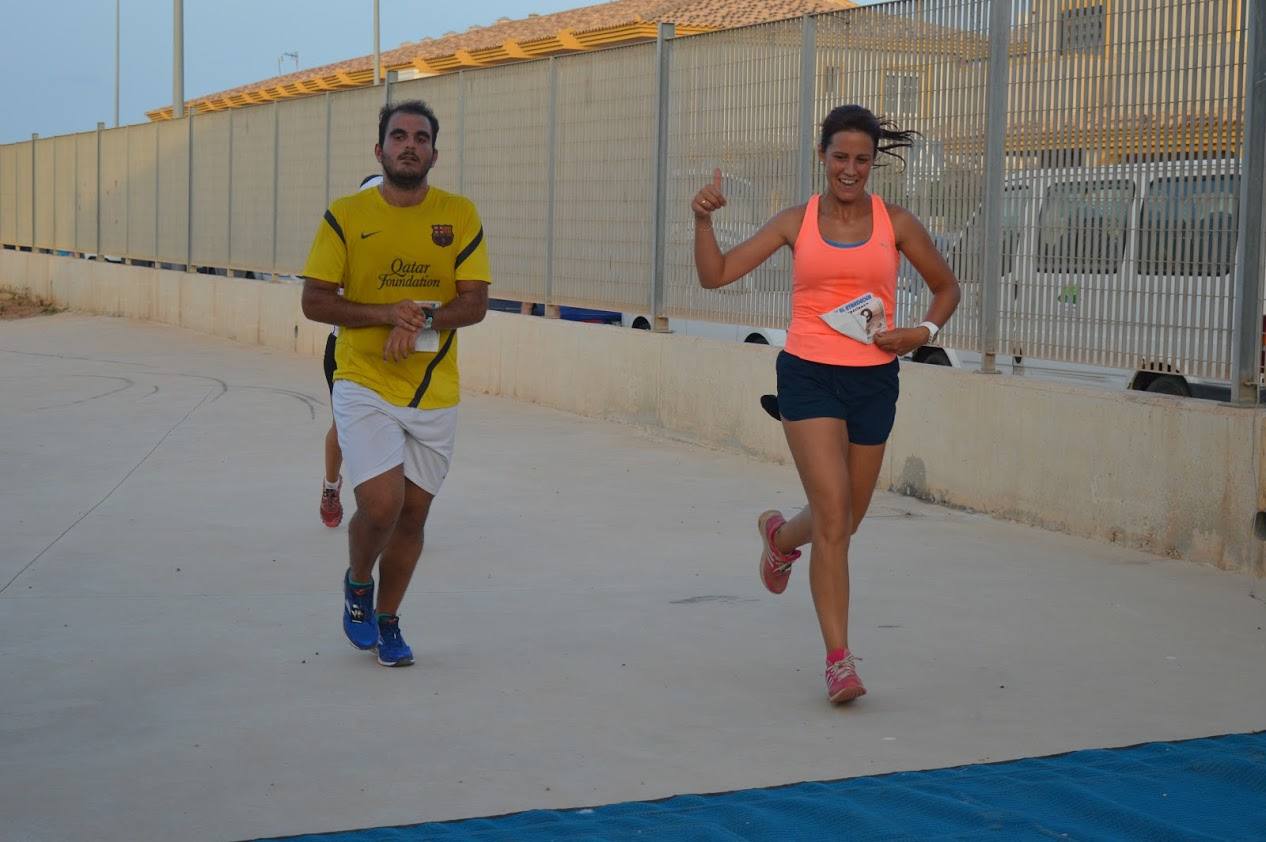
[303, 185, 491, 409]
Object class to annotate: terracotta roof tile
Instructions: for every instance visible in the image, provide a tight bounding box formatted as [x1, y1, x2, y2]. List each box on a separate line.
[167, 0, 855, 112]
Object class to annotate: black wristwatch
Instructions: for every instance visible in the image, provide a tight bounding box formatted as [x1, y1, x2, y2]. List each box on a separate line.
[421, 308, 434, 330]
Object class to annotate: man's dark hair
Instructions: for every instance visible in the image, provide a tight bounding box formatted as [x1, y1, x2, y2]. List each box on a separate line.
[378, 100, 439, 148]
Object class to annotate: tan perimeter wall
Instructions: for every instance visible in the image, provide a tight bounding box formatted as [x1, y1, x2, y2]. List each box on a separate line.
[5, 250, 1262, 577]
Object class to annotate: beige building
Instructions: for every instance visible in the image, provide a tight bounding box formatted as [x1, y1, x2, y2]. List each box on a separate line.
[1000, 0, 1243, 166]
[146, 0, 857, 121]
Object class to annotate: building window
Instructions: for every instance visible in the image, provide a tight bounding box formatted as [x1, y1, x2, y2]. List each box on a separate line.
[1059, 4, 1106, 54]
[883, 73, 920, 116]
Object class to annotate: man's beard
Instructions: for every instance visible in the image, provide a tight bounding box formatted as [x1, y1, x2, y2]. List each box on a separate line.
[382, 155, 431, 190]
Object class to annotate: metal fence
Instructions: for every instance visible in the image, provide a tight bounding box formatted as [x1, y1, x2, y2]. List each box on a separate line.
[1, 0, 1262, 397]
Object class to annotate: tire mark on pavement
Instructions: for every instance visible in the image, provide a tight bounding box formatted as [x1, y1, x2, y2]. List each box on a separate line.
[236, 385, 323, 420]
[34, 375, 135, 410]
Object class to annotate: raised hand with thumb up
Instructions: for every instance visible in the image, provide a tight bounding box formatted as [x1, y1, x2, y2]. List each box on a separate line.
[691, 168, 728, 220]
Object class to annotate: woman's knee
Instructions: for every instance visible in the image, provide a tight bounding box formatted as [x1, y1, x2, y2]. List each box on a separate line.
[812, 507, 852, 545]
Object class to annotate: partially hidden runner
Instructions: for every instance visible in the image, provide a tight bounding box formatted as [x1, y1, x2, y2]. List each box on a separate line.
[319, 173, 384, 528]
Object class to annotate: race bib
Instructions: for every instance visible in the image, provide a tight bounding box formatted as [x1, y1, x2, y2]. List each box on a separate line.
[413, 330, 439, 353]
[820, 292, 885, 344]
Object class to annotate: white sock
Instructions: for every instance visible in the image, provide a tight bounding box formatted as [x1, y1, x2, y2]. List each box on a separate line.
[323, 477, 340, 491]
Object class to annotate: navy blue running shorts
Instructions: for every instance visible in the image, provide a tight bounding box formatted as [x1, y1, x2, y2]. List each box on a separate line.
[775, 351, 900, 445]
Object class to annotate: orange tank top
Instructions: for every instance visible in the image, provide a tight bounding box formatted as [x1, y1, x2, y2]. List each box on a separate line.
[785, 193, 899, 367]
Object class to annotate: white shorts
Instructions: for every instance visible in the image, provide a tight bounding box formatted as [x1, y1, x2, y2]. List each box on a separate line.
[332, 380, 458, 495]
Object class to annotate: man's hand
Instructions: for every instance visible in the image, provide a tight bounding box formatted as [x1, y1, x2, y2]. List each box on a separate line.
[874, 326, 932, 356]
[383, 325, 418, 362]
[388, 300, 426, 332]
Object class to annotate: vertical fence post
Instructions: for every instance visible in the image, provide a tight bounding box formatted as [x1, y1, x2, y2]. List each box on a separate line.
[457, 71, 466, 195]
[96, 123, 104, 260]
[124, 127, 131, 264]
[544, 58, 560, 318]
[226, 109, 235, 276]
[154, 124, 160, 265]
[50, 135, 56, 251]
[1, 148, 6, 247]
[1232, 0, 1266, 404]
[30, 133, 37, 250]
[798, 15, 817, 203]
[186, 110, 194, 271]
[50, 135, 57, 252]
[650, 22, 676, 332]
[977, 0, 1012, 374]
[73, 132, 79, 255]
[324, 93, 333, 208]
[271, 101, 280, 276]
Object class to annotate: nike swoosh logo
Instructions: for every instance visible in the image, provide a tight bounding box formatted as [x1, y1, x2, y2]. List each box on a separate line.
[360, 230, 381, 239]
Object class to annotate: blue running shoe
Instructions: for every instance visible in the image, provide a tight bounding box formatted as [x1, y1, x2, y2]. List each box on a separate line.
[343, 571, 378, 650]
[376, 615, 414, 667]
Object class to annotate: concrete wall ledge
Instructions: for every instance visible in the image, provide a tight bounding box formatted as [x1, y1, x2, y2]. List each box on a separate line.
[4, 249, 1262, 576]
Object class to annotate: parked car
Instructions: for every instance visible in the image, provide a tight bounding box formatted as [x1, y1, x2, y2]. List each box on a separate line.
[911, 158, 1244, 399]
[621, 312, 787, 346]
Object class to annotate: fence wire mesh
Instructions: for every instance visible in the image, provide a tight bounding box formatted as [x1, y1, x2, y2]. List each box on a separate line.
[0, 1, 1256, 387]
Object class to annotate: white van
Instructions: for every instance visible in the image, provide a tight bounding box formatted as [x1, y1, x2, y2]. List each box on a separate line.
[905, 158, 1245, 399]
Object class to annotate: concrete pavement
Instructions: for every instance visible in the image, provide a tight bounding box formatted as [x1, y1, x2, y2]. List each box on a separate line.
[1, 314, 1263, 841]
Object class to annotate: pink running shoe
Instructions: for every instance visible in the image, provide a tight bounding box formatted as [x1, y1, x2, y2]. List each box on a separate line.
[826, 651, 866, 704]
[757, 510, 801, 594]
[320, 477, 343, 528]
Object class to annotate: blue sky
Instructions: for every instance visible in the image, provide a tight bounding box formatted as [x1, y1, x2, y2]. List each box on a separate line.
[0, 1, 601, 143]
[1, 0, 887, 145]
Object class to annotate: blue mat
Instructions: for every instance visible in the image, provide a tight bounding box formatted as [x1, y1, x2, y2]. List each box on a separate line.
[261, 731, 1266, 841]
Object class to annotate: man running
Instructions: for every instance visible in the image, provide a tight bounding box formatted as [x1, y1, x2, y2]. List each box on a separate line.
[301, 100, 491, 666]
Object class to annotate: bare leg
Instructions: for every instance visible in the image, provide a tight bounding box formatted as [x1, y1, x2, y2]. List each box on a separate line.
[348, 466, 405, 583]
[781, 418, 853, 654]
[376, 479, 434, 616]
[324, 423, 342, 484]
[775, 441, 887, 554]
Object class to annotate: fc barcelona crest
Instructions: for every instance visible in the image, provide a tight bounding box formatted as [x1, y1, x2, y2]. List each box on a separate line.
[431, 224, 454, 247]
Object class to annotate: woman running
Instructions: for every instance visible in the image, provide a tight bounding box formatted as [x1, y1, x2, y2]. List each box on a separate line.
[692, 105, 961, 704]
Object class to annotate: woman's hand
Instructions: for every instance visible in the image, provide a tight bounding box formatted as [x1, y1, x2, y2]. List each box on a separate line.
[874, 325, 932, 356]
[691, 169, 728, 220]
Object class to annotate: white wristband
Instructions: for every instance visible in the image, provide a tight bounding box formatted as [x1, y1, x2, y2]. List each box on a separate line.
[918, 321, 940, 341]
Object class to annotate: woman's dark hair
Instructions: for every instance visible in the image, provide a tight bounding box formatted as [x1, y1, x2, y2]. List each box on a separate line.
[819, 105, 919, 167]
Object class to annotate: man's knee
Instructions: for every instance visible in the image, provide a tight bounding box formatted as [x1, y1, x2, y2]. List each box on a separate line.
[356, 501, 402, 533]
[354, 478, 405, 530]
[393, 517, 426, 545]
[395, 495, 432, 538]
